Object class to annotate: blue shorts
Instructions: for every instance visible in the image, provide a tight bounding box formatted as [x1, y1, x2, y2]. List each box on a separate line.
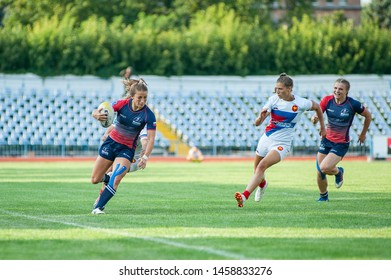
[318, 138, 349, 158]
[99, 136, 135, 162]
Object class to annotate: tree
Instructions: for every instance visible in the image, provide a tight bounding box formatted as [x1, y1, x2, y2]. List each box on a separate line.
[0, 0, 73, 26]
[230, 0, 274, 25]
[282, 0, 314, 25]
[364, 0, 391, 29]
[0, 0, 174, 27]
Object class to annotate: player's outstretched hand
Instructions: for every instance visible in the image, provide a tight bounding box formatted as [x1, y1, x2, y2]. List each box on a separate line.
[358, 134, 366, 145]
[311, 115, 319, 124]
[138, 156, 148, 170]
[319, 127, 326, 138]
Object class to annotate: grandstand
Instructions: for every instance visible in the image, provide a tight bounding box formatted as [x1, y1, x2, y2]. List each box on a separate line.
[1, 74, 390, 157]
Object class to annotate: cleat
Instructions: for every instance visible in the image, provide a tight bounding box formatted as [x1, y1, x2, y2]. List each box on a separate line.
[91, 208, 105, 214]
[317, 196, 329, 202]
[254, 180, 268, 202]
[235, 192, 244, 208]
[335, 167, 344, 188]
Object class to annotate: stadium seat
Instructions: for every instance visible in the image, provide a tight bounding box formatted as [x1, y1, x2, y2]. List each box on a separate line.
[1, 84, 390, 156]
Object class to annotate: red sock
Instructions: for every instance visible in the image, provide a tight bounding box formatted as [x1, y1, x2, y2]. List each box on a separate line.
[243, 190, 250, 199]
[259, 179, 266, 188]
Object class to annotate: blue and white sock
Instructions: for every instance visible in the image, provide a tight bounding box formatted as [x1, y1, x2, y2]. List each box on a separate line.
[320, 191, 328, 198]
[95, 184, 116, 209]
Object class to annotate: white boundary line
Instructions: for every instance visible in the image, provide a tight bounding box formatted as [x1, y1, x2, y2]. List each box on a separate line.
[0, 209, 248, 260]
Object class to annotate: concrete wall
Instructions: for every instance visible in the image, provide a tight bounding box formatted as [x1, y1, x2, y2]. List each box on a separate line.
[1, 74, 390, 97]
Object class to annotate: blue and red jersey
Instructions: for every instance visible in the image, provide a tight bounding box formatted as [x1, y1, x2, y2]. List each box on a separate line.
[320, 95, 365, 143]
[109, 99, 156, 149]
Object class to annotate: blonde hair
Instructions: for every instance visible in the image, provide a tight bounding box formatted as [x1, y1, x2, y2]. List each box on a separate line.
[123, 78, 148, 99]
[335, 78, 350, 92]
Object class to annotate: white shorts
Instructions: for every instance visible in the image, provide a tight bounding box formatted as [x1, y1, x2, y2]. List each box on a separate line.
[255, 134, 291, 160]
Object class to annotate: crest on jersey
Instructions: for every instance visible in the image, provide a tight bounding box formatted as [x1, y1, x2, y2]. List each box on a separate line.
[132, 116, 143, 126]
[277, 146, 284, 151]
[292, 105, 298, 112]
[340, 108, 350, 117]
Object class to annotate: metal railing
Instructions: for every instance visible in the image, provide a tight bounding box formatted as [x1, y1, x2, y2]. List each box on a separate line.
[0, 143, 370, 158]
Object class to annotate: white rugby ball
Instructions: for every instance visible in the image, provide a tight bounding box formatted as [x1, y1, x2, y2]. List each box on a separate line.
[98, 101, 114, 128]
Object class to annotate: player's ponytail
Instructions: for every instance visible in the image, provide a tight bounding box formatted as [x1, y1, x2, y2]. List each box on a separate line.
[276, 73, 293, 88]
[124, 78, 148, 98]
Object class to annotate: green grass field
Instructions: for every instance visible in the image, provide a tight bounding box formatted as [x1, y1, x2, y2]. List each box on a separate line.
[0, 159, 390, 260]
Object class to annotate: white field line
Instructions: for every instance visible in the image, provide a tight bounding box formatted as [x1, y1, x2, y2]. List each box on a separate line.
[0, 209, 248, 260]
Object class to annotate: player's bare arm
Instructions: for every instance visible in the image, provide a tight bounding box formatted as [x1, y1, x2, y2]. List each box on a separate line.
[102, 125, 115, 141]
[140, 138, 148, 157]
[254, 108, 269, 126]
[138, 129, 156, 169]
[358, 109, 372, 144]
[311, 101, 326, 137]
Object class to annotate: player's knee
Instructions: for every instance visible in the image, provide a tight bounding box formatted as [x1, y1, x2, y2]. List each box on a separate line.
[320, 165, 333, 175]
[91, 176, 101, 184]
[255, 163, 267, 174]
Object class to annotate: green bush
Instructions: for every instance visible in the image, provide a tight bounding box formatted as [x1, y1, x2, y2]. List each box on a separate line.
[0, 6, 390, 76]
[0, 24, 29, 72]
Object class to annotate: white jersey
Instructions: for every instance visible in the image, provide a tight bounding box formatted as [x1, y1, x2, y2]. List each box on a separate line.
[263, 94, 312, 143]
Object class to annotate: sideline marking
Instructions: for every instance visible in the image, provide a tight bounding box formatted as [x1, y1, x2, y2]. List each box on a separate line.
[0, 209, 248, 260]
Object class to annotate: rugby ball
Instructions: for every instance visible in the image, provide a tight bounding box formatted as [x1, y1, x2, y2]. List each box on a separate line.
[98, 101, 115, 128]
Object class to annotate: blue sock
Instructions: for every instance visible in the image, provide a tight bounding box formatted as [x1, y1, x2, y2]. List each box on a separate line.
[320, 191, 328, 198]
